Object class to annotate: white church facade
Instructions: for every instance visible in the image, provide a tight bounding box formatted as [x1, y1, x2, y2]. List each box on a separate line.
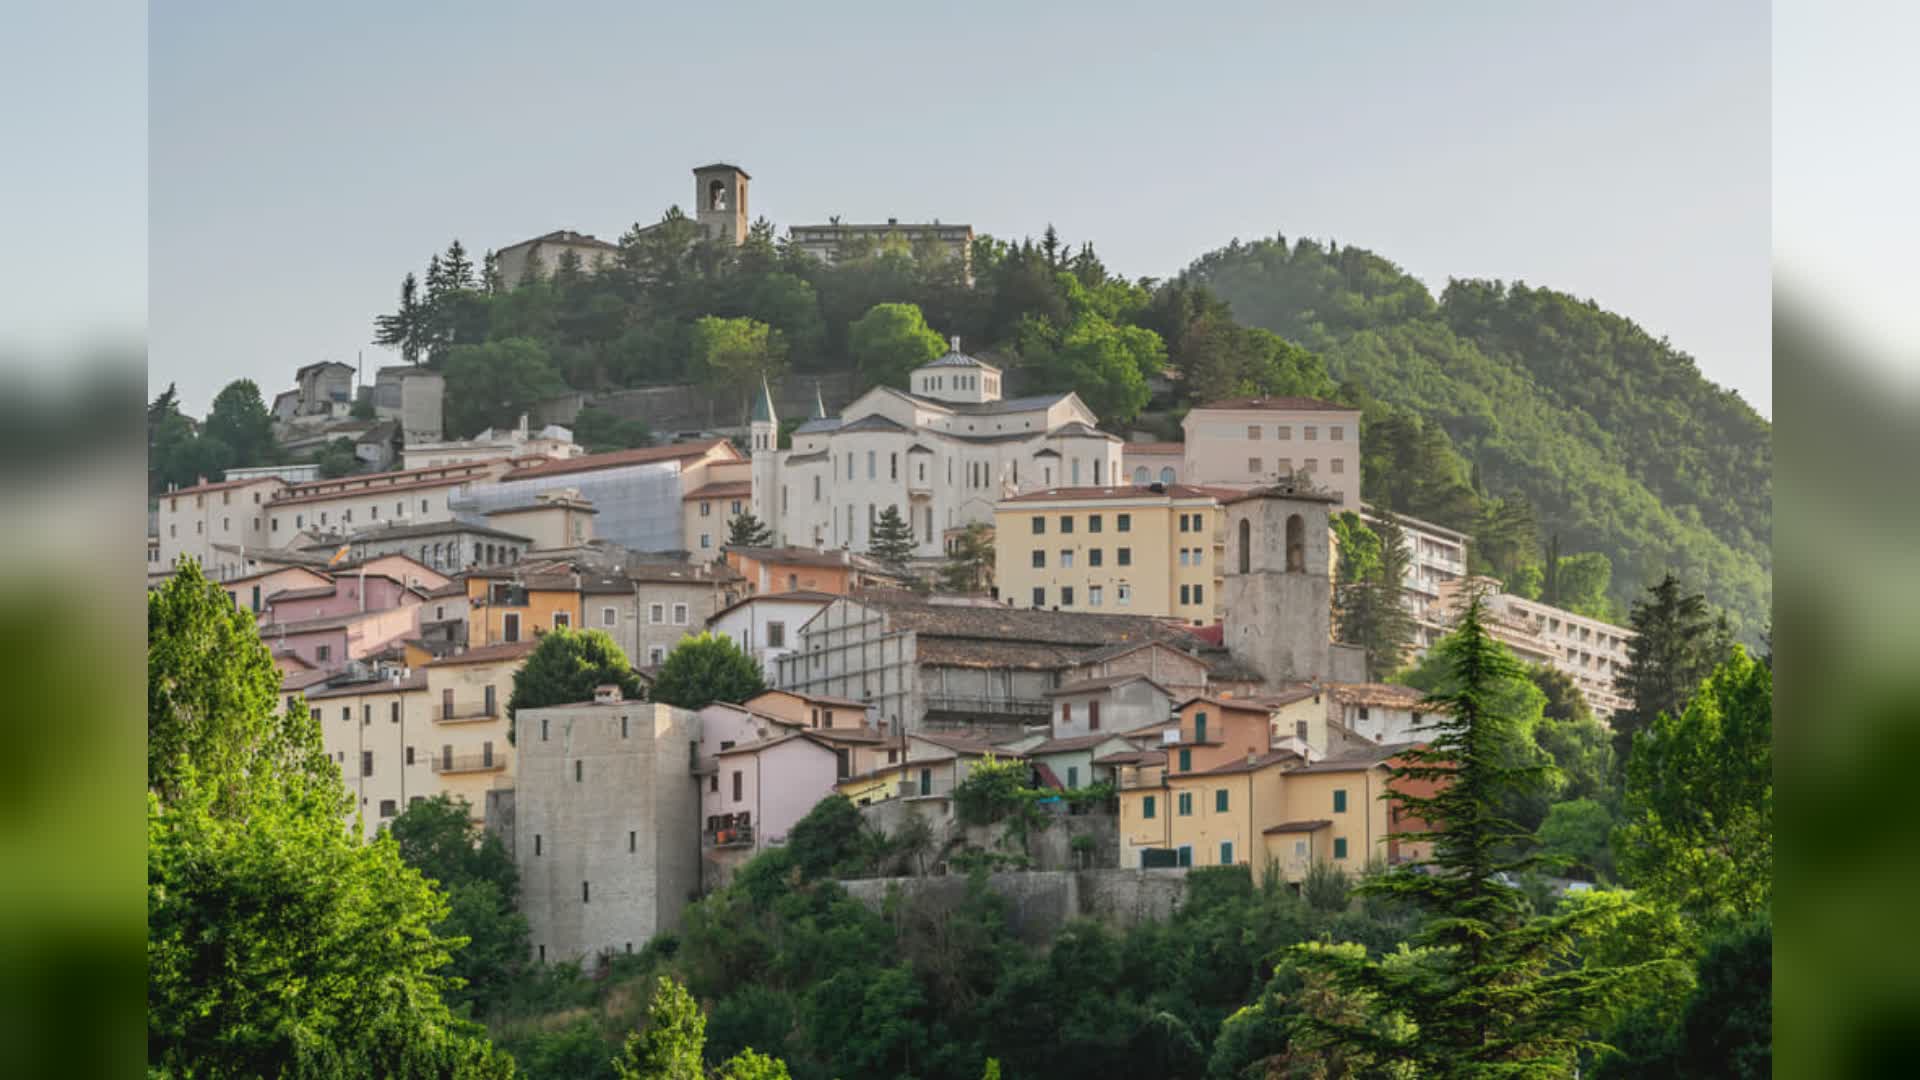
[748, 341, 1123, 558]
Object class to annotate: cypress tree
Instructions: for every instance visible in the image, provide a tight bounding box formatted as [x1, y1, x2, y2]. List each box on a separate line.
[867, 506, 917, 573]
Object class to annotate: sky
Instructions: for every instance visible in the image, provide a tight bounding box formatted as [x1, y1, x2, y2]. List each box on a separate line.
[145, 1, 1773, 416]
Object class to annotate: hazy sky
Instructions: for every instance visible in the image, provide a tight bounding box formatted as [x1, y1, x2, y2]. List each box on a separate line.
[149, 1, 1770, 416]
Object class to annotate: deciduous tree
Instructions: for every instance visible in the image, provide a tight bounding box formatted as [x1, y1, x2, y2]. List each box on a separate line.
[648, 632, 767, 710]
[848, 301, 947, 388]
[508, 627, 649, 732]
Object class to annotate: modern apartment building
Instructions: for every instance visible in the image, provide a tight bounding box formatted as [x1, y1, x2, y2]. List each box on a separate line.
[1359, 505, 1471, 646]
[1181, 397, 1363, 507]
[992, 484, 1228, 625]
[1434, 576, 1635, 717]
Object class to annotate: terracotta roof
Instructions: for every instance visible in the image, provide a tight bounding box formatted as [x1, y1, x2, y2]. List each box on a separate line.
[162, 475, 289, 498]
[1121, 442, 1184, 455]
[1175, 694, 1288, 716]
[1072, 638, 1203, 667]
[502, 228, 620, 251]
[1189, 749, 1303, 776]
[501, 439, 736, 481]
[715, 731, 839, 758]
[682, 481, 753, 501]
[424, 640, 539, 667]
[1262, 819, 1333, 835]
[1093, 749, 1166, 767]
[1044, 673, 1170, 697]
[223, 565, 333, 587]
[1001, 484, 1224, 504]
[1330, 683, 1442, 710]
[803, 725, 892, 745]
[1288, 741, 1423, 774]
[852, 592, 1202, 651]
[750, 688, 869, 710]
[259, 609, 402, 635]
[1024, 733, 1130, 755]
[913, 731, 1023, 757]
[1192, 396, 1356, 413]
[706, 590, 839, 624]
[280, 668, 334, 691]
[270, 473, 481, 507]
[305, 671, 428, 699]
[348, 519, 531, 543]
[265, 584, 340, 603]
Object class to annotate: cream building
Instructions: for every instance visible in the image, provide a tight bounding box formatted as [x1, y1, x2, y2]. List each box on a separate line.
[494, 229, 621, 287]
[992, 484, 1227, 624]
[155, 475, 288, 581]
[420, 640, 537, 821]
[264, 461, 510, 542]
[1181, 397, 1362, 507]
[308, 670, 432, 837]
[749, 341, 1123, 559]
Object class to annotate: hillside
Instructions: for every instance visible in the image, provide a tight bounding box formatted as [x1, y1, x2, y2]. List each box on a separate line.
[1186, 236, 1771, 639]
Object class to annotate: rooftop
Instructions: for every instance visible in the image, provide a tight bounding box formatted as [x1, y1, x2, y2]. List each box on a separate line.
[305, 671, 429, 699]
[1329, 683, 1442, 710]
[683, 480, 753, 501]
[1261, 819, 1334, 835]
[1288, 741, 1423, 774]
[1121, 442, 1185, 456]
[851, 591, 1202, 651]
[507, 228, 620, 251]
[1024, 732, 1130, 755]
[706, 589, 840, 624]
[1192, 395, 1357, 413]
[1188, 749, 1304, 777]
[499, 439, 736, 482]
[160, 475, 290, 499]
[423, 640, 540, 668]
[1043, 673, 1170, 697]
[1001, 483, 1226, 504]
[348, 519, 532, 544]
[913, 731, 1023, 757]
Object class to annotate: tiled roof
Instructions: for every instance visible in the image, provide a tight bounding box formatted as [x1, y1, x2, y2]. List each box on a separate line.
[706, 590, 838, 623]
[1218, 481, 1343, 506]
[1093, 749, 1166, 767]
[751, 688, 869, 710]
[506, 228, 620, 251]
[715, 731, 838, 758]
[1193, 396, 1356, 413]
[1072, 638, 1202, 667]
[280, 668, 334, 691]
[161, 475, 289, 498]
[682, 481, 753, 501]
[1174, 694, 1289, 715]
[423, 640, 539, 667]
[1121, 442, 1184, 455]
[347, 519, 531, 543]
[265, 584, 339, 603]
[1024, 733, 1130, 755]
[1288, 741, 1423, 773]
[1189, 749, 1303, 776]
[270, 473, 481, 507]
[305, 671, 429, 699]
[1330, 682, 1441, 710]
[854, 592, 1202, 651]
[259, 609, 399, 635]
[500, 439, 736, 481]
[891, 387, 1075, 416]
[1043, 673, 1169, 696]
[1001, 483, 1223, 504]
[1262, 819, 1334, 834]
[913, 731, 1023, 757]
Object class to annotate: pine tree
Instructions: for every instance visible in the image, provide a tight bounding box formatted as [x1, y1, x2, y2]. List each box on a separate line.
[1290, 599, 1674, 1075]
[1333, 511, 1415, 680]
[442, 239, 474, 291]
[481, 249, 501, 294]
[867, 506, 916, 573]
[1542, 532, 1562, 606]
[938, 522, 995, 593]
[373, 272, 429, 365]
[727, 511, 773, 547]
[1611, 573, 1729, 766]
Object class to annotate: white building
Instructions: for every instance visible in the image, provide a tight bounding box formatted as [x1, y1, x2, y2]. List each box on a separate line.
[749, 340, 1124, 558]
[705, 591, 837, 672]
[154, 476, 289, 580]
[1360, 505, 1471, 650]
[400, 414, 579, 471]
[1181, 397, 1363, 508]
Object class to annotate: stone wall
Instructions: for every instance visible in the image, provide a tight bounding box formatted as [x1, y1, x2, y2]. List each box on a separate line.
[531, 373, 862, 435]
[484, 787, 516, 859]
[837, 868, 1189, 944]
[857, 797, 1121, 873]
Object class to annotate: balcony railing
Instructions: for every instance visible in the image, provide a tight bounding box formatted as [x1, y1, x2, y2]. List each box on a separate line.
[429, 752, 506, 774]
[920, 694, 1050, 719]
[436, 703, 499, 723]
[704, 812, 755, 849]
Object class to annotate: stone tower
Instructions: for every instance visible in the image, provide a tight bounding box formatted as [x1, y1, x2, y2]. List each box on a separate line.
[1222, 481, 1341, 684]
[749, 376, 780, 541]
[692, 163, 749, 246]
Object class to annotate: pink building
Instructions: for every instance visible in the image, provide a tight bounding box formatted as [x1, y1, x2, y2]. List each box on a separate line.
[260, 573, 423, 625]
[259, 606, 421, 671]
[700, 729, 840, 887]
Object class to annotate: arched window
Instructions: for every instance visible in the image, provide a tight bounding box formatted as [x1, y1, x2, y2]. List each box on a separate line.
[1238, 517, 1252, 575]
[1285, 513, 1306, 573]
[1159, 467, 1176, 484]
[1133, 466, 1149, 483]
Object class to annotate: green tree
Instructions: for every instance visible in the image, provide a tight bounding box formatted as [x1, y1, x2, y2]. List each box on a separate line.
[848, 301, 947, 388]
[508, 628, 649, 729]
[938, 521, 995, 593]
[1016, 312, 1163, 425]
[316, 435, 359, 477]
[1535, 797, 1615, 881]
[727, 511, 774, 547]
[389, 794, 532, 1015]
[375, 271, 432, 364]
[573, 406, 653, 452]
[691, 316, 788, 409]
[1334, 510, 1414, 680]
[443, 337, 568, 438]
[867, 505, 916, 572]
[648, 632, 767, 710]
[1615, 647, 1772, 927]
[147, 563, 513, 1077]
[1291, 599, 1674, 1075]
[614, 976, 707, 1080]
[1611, 573, 1735, 765]
[204, 378, 277, 467]
[1553, 551, 1613, 620]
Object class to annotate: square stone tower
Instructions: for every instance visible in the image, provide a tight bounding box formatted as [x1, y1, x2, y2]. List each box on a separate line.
[692, 163, 749, 245]
[1222, 481, 1341, 684]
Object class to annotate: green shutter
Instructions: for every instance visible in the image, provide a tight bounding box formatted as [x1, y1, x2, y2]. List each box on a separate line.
[1333, 788, 1348, 813]
[1179, 749, 1192, 772]
[1215, 789, 1229, 812]
[1220, 841, 1233, 865]
[1334, 837, 1348, 859]
[1143, 795, 1156, 819]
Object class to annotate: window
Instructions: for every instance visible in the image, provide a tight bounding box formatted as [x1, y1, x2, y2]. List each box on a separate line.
[1060, 550, 1074, 569]
[1143, 795, 1156, 819]
[582, 881, 590, 903]
[867, 450, 876, 479]
[1277, 425, 1292, 440]
[1179, 584, 1191, 605]
[1330, 425, 1344, 441]
[732, 771, 743, 800]
[1178, 791, 1193, 816]
[1117, 547, 1131, 567]
[1088, 514, 1102, 533]
[1193, 584, 1205, 605]
[1159, 466, 1175, 484]
[1215, 788, 1230, 812]
[1305, 425, 1318, 440]
[814, 475, 822, 501]
[1088, 586, 1103, 607]
[1246, 424, 1262, 440]
[890, 452, 898, 480]
[700, 533, 712, 549]
[700, 501, 712, 517]
[1248, 457, 1262, 474]
[1303, 458, 1317, 473]
[1178, 748, 1192, 772]
[622, 716, 630, 738]
[1330, 458, 1345, 474]
[406, 746, 416, 765]
[601, 606, 617, 627]
[1134, 465, 1149, 482]
[1116, 583, 1131, 605]
[1178, 514, 1190, 533]
[361, 750, 373, 777]
[767, 621, 786, 648]
[1277, 457, 1292, 474]
[575, 760, 583, 782]
[1178, 845, 1193, 867]
[1060, 586, 1074, 606]
[1031, 550, 1046, 569]
[731, 500, 742, 515]
[380, 799, 397, 818]
[1032, 587, 1045, 607]
[1061, 702, 1072, 726]
[1195, 713, 1208, 743]
[846, 453, 855, 480]
[503, 613, 520, 642]
[316, 645, 331, 662]
[650, 603, 665, 623]
[649, 647, 665, 664]
[629, 831, 636, 853]
[1333, 837, 1349, 860]
[552, 611, 571, 630]
[1358, 706, 1370, 721]
[390, 701, 400, 724]
[1178, 549, 1190, 567]
[484, 685, 497, 716]
[1333, 788, 1348, 813]
[1296, 719, 1309, 742]
[541, 718, 549, 741]
[1088, 548, 1102, 567]
[709, 775, 718, 793]
[1219, 841, 1234, 865]
[534, 834, 542, 856]
[673, 603, 688, 625]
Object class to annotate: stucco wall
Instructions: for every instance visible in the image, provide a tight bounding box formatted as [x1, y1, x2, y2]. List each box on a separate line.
[837, 868, 1188, 943]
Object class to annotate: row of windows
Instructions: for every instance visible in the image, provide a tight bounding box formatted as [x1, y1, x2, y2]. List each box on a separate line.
[1241, 423, 1344, 442]
[270, 496, 442, 534]
[1030, 546, 1133, 569]
[1029, 583, 1131, 608]
[330, 741, 497, 777]
[698, 498, 746, 518]
[1130, 466, 1179, 484]
[1248, 456, 1341, 475]
[1030, 513, 1133, 535]
[1139, 788, 1350, 825]
[1176, 512, 1208, 532]
[1178, 583, 1207, 606]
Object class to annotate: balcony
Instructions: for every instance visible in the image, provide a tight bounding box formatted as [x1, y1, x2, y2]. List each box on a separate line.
[921, 694, 1050, 720]
[435, 703, 500, 724]
[703, 813, 754, 849]
[429, 752, 506, 775]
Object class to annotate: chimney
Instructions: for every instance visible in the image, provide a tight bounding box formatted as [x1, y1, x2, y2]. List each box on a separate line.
[1246, 751, 1257, 767]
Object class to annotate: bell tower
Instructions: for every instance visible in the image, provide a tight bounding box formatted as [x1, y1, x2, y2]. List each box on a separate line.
[692, 163, 749, 246]
[1222, 481, 1340, 684]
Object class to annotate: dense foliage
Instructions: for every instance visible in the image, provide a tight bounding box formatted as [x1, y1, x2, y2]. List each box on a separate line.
[390, 795, 534, 1016]
[1186, 236, 1769, 638]
[148, 563, 513, 1077]
[648, 632, 768, 710]
[507, 627, 651, 731]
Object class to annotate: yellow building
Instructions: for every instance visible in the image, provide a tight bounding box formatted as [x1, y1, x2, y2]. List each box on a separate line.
[993, 484, 1229, 624]
[1262, 750, 1404, 882]
[308, 672, 431, 838]
[420, 640, 538, 819]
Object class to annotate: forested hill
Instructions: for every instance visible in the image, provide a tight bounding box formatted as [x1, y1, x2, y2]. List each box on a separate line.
[1186, 235, 1771, 639]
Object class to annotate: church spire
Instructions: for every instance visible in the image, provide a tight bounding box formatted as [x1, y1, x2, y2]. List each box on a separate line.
[812, 380, 828, 420]
[751, 375, 778, 425]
